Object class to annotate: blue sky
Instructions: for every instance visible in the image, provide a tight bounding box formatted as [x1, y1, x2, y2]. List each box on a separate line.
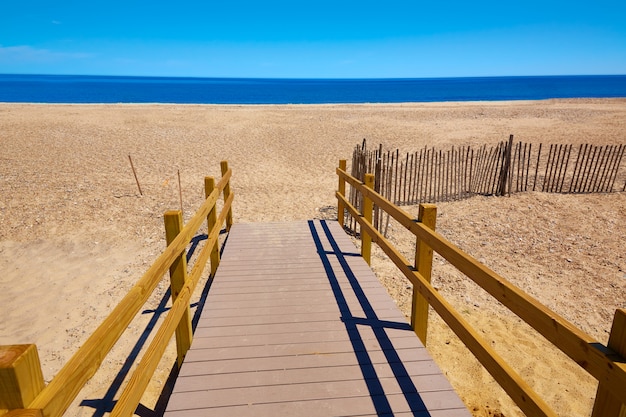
[1, 1, 625, 78]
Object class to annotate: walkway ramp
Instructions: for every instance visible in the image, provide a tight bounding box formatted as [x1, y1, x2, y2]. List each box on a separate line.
[164, 220, 470, 416]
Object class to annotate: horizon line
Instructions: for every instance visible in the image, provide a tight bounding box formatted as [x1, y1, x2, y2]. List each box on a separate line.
[2, 73, 626, 81]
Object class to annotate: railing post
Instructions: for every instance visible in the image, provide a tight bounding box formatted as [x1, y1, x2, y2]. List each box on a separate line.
[0, 344, 45, 413]
[205, 176, 221, 277]
[337, 160, 347, 227]
[164, 210, 193, 368]
[220, 160, 233, 231]
[411, 203, 437, 345]
[361, 174, 375, 265]
[591, 309, 626, 417]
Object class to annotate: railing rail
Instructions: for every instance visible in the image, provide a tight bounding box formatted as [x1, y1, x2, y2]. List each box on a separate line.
[336, 160, 626, 417]
[0, 161, 234, 417]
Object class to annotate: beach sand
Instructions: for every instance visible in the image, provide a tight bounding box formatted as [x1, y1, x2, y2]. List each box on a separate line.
[1, 100, 625, 416]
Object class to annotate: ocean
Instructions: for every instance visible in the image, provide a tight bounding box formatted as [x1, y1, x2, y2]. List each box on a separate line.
[0, 74, 625, 104]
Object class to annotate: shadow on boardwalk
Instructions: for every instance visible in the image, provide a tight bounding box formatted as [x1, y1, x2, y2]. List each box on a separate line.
[309, 220, 429, 415]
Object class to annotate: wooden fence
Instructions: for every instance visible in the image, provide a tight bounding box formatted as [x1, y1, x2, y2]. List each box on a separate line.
[336, 161, 626, 417]
[349, 138, 625, 233]
[0, 162, 233, 417]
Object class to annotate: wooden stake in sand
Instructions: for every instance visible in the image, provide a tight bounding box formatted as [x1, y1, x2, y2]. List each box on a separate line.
[178, 169, 183, 215]
[128, 155, 143, 196]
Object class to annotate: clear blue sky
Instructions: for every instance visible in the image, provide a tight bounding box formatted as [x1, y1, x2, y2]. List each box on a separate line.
[1, 0, 625, 78]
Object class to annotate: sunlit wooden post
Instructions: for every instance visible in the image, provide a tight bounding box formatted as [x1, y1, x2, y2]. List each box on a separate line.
[164, 210, 193, 368]
[361, 174, 375, 265]
[205, 176, 221, 277]
[337, 160, 347, 226]
[591, 309, 626, 417]
[0, 344, 45, 415]
[411, 203, 437, 345]
[220, 161, 233, 231]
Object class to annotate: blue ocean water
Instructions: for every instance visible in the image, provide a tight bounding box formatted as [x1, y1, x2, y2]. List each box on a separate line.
[0, 74, 625, 104]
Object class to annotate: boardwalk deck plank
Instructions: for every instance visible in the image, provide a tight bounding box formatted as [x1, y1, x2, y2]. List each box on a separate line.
[164, 220, 470, 416]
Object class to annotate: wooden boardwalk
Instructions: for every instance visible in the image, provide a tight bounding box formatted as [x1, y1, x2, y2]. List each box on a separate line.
[164, 220, 471, 417]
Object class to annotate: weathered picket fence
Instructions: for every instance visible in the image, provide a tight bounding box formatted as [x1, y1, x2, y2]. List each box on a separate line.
[349, 138, 625, 233]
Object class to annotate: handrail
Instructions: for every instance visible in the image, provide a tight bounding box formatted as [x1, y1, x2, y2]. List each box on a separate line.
[336, 161, 626, 417]
[0, 161, 234, 417]
[110, 191, 233, 416]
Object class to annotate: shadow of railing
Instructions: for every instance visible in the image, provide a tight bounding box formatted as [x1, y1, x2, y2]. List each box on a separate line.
[80, 229, 229, 417]
[308, 219, 429, 415]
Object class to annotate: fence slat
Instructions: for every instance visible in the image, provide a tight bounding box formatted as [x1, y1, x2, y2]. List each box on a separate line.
[488, 144, 502, 195]
[569, 144, 584, 192]
[533, 143, 542, 191]
[596, 145, 615, 192]
[515, 141, 521, 193]
[522, 143, 529, 192]
[542, 144, 554, 192]
[468, 147, 474, 195]
[548, 145, 561, 192]
[418, 149, 424, 202]
[582, 146, 598, 193]
[600, 145, 619, 193]
[579, 145, 594, 192]
[608, 145, 625, 192]
[558, 145, 573, 193]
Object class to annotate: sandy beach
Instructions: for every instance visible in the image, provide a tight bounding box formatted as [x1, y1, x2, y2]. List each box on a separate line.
[1, 100, 625, 416]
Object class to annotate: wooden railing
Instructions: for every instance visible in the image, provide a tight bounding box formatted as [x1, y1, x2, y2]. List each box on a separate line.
[0, 161, 234, 417]
[336, 159, 626, 417]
